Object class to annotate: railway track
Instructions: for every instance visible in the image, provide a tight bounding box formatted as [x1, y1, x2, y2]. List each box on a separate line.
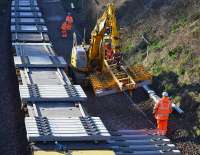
[10, 0, 181, 154]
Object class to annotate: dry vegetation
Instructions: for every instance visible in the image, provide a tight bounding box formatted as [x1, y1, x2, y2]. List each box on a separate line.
[116, 0, 200, 154]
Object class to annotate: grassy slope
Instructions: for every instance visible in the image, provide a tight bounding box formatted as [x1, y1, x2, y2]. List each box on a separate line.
[91, 0, 200, 139]
[118, 0, 200, 137]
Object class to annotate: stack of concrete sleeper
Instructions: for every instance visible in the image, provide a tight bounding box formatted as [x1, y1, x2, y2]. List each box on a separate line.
[11, 0, 110, 143]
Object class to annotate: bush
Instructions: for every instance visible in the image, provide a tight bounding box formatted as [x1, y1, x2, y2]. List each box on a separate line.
[151, 60, 163, 75]
[177, 67, 185, 76]
[122, 38, 134, 53]
[170, 16, 187, 33]
[149, 40, 165, 52]
[168, 45, 191, 60]
[168, 46, 183, 59]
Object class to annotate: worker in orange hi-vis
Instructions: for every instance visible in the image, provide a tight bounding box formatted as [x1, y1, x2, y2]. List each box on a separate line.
[153, 92, 172, 136]
[60, 21, 68, 38]
[104, 43, 114, 60]
[60, 12, 73, 38]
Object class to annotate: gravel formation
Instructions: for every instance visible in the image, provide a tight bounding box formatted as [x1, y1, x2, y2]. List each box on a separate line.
[0, 1, 28, 155]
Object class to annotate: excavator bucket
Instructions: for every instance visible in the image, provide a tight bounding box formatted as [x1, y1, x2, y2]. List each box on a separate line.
[90, 71, 119, 96]
[128, 65, 152, 83]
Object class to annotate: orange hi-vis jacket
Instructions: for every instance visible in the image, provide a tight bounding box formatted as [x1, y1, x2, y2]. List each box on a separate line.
[104, 45, 113, 59]
[154, 97, 172, 120]
[61, 22, 72, 31]
[61, 22, 67, 31]
[66, 15, 73, 24]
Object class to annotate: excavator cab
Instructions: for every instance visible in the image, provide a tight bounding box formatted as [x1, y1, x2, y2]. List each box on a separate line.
[71, 33, 88, 72]
[71, 45, 87, 70]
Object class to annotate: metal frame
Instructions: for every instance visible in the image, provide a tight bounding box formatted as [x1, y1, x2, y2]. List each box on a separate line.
[11, 6, 40, 12]
[11, 18, 45, 25]
[11, 25, 48, 33]
[27, 101, 85, 117]
[12, 0, 38, 7]
[12, 32, 50, 43]
[18, 68, 71, 85]
[11, 11, 42, 18]
[13, 43, 54, 55]
[14, 56, 67, 68]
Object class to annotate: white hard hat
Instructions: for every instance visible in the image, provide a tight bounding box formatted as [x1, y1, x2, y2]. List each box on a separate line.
[162, 92, 168, 97]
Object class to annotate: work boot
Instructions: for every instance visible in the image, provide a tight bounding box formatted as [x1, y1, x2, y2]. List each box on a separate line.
[161, 131, 166, 136]
[62, 34, 67, 38]
[157, 131, 161, 135]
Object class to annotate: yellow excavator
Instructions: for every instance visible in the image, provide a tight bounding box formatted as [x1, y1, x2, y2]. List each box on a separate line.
[71, 3, 152, 96]
[71, 3, 119, 71]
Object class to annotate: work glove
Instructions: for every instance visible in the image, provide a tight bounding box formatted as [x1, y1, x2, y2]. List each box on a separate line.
[152, 110, 157, 116]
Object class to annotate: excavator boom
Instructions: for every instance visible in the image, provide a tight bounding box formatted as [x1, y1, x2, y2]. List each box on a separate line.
[88, 3, 119, 67]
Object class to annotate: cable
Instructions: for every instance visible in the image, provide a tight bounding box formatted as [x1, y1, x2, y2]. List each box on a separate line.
[123, 91, 156, 128]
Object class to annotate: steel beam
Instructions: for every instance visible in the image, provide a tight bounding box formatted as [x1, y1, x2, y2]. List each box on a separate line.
[142, 85, 184, 114]
[110, 130, 181, 155]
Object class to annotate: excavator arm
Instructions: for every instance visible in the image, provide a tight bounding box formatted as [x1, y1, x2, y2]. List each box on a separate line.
[88, 3, 119, 68]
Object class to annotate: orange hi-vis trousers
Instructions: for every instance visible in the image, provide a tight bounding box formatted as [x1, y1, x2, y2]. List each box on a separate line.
[156, 119, 168, 136]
